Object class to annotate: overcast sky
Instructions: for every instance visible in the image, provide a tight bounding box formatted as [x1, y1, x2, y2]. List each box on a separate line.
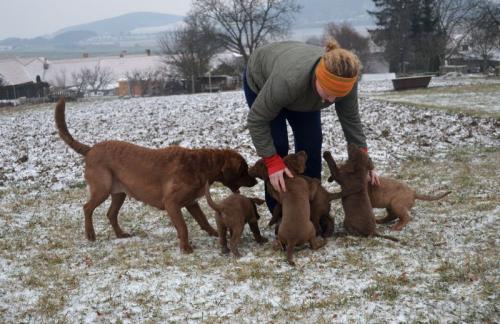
[0, 0, 192, 40]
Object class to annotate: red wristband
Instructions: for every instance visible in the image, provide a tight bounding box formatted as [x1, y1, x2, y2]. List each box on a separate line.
[263, 154, 286, 175]
[360, 147, 368, 153]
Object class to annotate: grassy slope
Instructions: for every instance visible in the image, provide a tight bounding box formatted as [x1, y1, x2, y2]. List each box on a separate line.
[0, 146, 498, 322]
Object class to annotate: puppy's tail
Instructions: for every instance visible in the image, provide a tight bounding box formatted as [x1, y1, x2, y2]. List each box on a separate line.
[415, 191, 451, 201]
[205, 183, 223, 213]
[328, 191, 342, 201]
[55, 97, 91, 156]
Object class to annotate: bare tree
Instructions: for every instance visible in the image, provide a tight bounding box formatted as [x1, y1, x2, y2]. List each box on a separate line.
[193, 0, 301, 63]
[125, 69, 164, 96]
[0, 74, 5, 87]
[86, 64, 113, 94]
[469, 0, 500, 71]
[70, 64, 113, 96]
[435, 0, 483, 60]
[71, 68, 90, 96]
[159, 12, 222, 93]
[323, 22, 371, 67]
[211, 55, 245, 76]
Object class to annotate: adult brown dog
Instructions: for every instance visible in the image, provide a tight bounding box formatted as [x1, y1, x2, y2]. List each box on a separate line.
[249, 152, 326, 265]
[205, 184, 268, 257]
[368, 178, 451, 230]
[323, 146, 398, 242]
[249, 155, 340, 238]
[55, 98, 256, 253]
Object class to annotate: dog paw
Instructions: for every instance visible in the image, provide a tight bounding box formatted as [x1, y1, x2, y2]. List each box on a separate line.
[180, 244, 194, 254]
[86, 231, 96, 241]
[221, 246, 230, 254]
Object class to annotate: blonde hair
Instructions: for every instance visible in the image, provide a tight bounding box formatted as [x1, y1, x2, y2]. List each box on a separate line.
[322, 38, 361, 78]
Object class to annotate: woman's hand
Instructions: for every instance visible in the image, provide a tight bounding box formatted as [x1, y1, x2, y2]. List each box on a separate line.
[264, 154, 293, 192]
[368, 169, 380, 186]
[269, 167, 294, 192]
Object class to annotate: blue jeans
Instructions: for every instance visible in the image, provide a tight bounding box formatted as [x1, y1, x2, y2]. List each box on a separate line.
[243, 70, 323, 212]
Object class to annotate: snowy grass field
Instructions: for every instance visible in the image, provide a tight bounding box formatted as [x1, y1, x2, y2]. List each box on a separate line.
[0, 76, 499, 322]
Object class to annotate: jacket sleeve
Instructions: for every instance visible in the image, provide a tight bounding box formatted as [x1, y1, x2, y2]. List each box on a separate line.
[334, 82, 367, 149]
[247, 74, 297, 157]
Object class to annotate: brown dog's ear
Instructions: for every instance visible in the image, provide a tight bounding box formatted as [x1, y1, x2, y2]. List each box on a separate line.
[222, 156, 240, 180]
[250, 197, 265, 206]
[248, 159, 268, 180]
[284, 151, 308, 175]
[296, 151, 308, 174]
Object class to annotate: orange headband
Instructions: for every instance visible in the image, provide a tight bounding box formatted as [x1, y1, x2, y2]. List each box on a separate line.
[315, 58, 357, 97]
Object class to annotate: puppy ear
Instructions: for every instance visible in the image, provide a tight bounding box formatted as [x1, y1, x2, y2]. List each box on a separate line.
[285, 152, 308, 175]
[248, 159, 267, 180]
[296, 151, 308, 174]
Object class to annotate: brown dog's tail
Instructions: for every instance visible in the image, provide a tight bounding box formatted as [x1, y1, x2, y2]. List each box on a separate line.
[328, 191, 342, 201]
[205, 183, 223, 213]
[415, 191, 451, 201]
[55, 97, 91, 156]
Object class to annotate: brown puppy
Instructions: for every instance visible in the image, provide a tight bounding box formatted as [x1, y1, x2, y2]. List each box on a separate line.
[55, 98, 256, 253]
[323, 146, 398, 242]
[249, 152, 326, 265]
[269, 176, 340, 238]
[249, 156, 340, 238]
[205, 184, 268, 257]
[368, 178, 451, 230]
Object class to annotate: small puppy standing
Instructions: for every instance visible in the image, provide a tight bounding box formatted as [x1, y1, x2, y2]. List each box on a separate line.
[369, 177, 451, 231]
[55, 98, 256, 253]
[249, 152, 326, 265]
[205, 185, 268, 257]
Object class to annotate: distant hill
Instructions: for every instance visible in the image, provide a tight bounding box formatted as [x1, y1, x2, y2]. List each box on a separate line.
[295, 0, 375, 27]
[0, 12, 184, 49]
[55, 12, 184, 36]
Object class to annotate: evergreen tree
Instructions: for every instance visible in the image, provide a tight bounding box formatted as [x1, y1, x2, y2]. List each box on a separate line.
[369, 0, 445, 73]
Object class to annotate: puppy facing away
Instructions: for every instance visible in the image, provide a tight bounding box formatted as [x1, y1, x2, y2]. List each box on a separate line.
[55, 98, 257, 254]
[205, 184, 268, 257]
[323, 146, 398, 242]
[249, 152, 326, 265]
[268, 176, 340, 238]
[249, 155, 340, 238]
[368, 177, 451, 231]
